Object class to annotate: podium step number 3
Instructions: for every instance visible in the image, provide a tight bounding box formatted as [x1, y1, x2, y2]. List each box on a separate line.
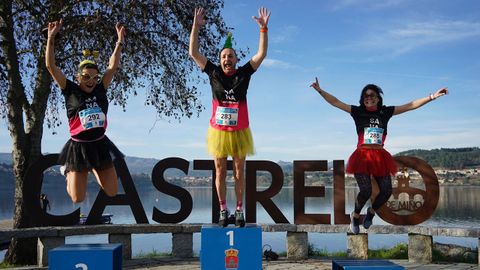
[48, 243, 122, 270]
[332, 259, 405, 270]
[201, 225, 262, 270]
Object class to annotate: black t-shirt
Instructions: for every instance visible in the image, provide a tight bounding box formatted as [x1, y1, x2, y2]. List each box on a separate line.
[62, 79, 109, 140]
[203, 60, 256, 102]
[350, 105, 395, 145]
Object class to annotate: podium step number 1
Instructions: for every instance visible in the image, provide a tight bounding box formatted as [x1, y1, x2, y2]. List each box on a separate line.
[201, 225, 262, 270]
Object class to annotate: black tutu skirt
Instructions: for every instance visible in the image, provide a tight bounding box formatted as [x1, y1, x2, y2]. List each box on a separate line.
[58, 135, 124, 172]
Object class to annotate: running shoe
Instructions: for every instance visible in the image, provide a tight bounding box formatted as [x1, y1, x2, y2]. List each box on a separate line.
[219, 209, 229, 227]
[350, 212, 360, 234]
[235, 210, 245, 227]
[363, 207, 375, 229]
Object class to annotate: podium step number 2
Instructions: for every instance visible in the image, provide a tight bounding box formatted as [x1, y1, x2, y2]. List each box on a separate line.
[201, 225, 262, 270]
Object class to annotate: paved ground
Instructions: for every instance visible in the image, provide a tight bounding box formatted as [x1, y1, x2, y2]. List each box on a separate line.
[2, 220, 478, 269]
[123, 258, 479, 270]
[5, 258, 479, 270]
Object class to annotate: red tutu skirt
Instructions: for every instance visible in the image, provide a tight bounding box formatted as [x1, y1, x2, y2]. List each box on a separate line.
[346, 147, 397, 176]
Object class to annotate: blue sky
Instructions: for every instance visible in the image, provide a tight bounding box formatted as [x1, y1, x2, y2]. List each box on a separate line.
[1, 0, 479, 162]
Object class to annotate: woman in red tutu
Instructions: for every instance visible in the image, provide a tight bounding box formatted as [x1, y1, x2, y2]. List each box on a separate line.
[310, 78, 447, 234]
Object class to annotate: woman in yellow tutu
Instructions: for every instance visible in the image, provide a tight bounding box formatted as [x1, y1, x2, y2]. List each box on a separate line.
[189, 7, 271, 227]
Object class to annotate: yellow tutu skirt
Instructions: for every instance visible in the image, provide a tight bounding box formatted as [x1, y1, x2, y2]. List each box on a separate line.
[207, 127, 255, 158]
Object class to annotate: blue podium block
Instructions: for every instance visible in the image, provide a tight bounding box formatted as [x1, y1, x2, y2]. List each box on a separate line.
[332, 259, 404, 270]
[49, 243, 122, 270]
[201, 224, 262, 270]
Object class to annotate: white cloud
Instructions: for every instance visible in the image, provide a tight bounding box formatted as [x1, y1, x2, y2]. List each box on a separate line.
[115, 140, 149, 148]
[258, 144, 352, 160]
[262, 58, 297, 69]
[387, 118, 480, 153]
[332, 0, 406, 11]
[232, 3, 248, 8]
[360, 70, 451, 81]
[167, 142, 205, 149]
[358, 20, 480, 57]
[389, 130, 480, 154]
[272, 25, 300, 43]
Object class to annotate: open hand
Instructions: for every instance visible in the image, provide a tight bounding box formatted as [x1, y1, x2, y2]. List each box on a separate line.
[252, 7, 271, 28]
[194, 8, 207, 27]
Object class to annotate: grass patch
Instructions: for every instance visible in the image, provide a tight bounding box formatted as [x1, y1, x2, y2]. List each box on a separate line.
[134, 249, 171, 259]
[311, 248, 348, 258]
[308, 243, 408, 259]
[307, 242, 477, 264]
[308, 243, 347, 258]
[369, 243, 408, 259]
[432, 248, 444, 262]
[0, 262, 18, 269]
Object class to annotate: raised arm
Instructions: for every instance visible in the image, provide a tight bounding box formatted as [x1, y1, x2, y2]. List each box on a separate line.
[102, 23, 125, 89]
[189, 8, 208, 70]
[310, 77, 351, 113]
[393, 87, 448, 115]
[249, 7, 271, 70]
[45, 19, 67, 90]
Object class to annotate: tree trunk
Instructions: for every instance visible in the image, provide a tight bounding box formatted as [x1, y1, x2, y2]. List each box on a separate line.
[1, 0, 52, 265]
[4, 62, 51, 266]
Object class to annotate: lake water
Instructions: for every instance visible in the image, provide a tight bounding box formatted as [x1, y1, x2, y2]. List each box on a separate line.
[1, 180, 479, 260]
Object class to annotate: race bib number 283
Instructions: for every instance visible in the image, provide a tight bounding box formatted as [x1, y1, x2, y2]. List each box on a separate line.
[215, 106, 238, 126]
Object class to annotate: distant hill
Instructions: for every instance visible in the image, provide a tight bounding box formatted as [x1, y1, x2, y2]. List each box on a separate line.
[124, 156, 160, 175]
[395, 147, 480, 169]
[0, 153, 12, 165]
[0, 162, 14, 187]
[0, 154, 297, 178]
[1, 147, 479, 177]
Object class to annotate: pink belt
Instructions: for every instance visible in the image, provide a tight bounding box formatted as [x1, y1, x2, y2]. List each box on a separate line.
[71, 134, 105, 143]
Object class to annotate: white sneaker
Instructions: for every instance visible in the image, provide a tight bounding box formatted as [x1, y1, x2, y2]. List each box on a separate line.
[350, 212, 360, 234]
[60, 165, 67, 176]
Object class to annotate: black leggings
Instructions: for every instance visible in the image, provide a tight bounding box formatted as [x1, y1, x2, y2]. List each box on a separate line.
[353, 174, 392, 214]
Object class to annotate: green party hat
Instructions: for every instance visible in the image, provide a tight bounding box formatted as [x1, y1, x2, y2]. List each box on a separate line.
[223, 32, 233, 49]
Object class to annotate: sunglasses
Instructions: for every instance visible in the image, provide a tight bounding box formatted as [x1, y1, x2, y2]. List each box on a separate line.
[364, 93, 378, 99]
[80, 73, 101, 83]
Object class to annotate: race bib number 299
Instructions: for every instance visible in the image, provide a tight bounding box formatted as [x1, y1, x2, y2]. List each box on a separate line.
[79, 107, 106, 130]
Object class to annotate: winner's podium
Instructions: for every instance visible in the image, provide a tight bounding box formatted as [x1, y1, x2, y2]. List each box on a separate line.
[201, 224, 262, 270]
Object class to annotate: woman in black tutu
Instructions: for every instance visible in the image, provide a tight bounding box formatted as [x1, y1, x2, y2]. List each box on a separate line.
[45, 19, 125, 203]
